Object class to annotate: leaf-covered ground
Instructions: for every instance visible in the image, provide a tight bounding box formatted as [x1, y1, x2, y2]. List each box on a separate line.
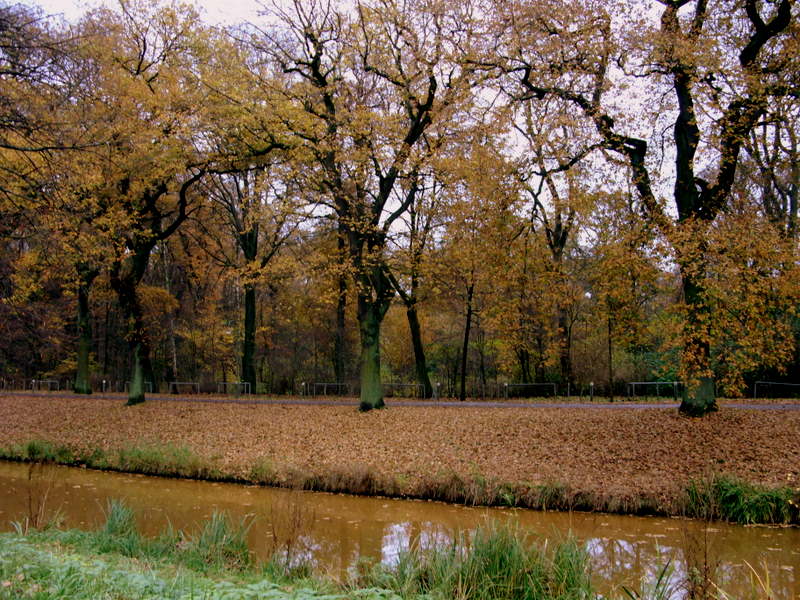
[0, 394, 798, 506]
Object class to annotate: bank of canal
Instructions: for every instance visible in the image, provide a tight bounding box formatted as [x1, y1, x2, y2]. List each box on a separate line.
[0, 460, 797, 597]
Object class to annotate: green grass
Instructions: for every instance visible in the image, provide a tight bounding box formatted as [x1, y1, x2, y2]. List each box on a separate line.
[684, 474, 799, 524]
[63, 499, 252, 576]
[0, 439, 78, 464]
[0, 501, 787, 600]
[0, 439, 224, 481]
[4, 503, 598, 600]
[0, 534, 397, 599]
[353, 524, 593, 600]
[115, 442, 223, 479]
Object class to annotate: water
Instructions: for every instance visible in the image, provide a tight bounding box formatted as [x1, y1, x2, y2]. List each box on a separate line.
[0, 460, 797, 597]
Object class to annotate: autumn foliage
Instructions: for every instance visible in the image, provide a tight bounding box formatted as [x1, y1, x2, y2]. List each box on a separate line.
[0, 0, 798, 411]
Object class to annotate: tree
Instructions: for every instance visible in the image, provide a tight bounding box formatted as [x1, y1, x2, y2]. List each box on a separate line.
[742, 97, 799, 240]
[511, 98, 598, 386]
[200, 165, 303, 392]
[385, 168, 443, 398]
[248, 0, 480, 409]
[493, 0, 797, 415]
[586, 191, 664, 399]
[433, 141, 520, 400]
[0, 5, 111, 394]
[67, 2, 213, 404]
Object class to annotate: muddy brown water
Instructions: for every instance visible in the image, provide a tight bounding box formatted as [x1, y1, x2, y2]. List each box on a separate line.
[0, 461, 797, 597]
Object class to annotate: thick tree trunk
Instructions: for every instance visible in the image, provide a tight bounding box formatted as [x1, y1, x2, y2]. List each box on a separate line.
[459, 283, 474, 402]
[517, 348, 532, 384]
[406, 304, 433, 398]
[110, 253, 155, 406]
[242, 283, 257, 391]
[128, 342, 149, 405]
[357, 299, 385, 411]
[73, 280, 93, 394]
[678, 271, 718, 416]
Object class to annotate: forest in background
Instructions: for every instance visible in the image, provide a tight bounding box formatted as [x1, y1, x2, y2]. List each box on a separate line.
[0, 0, 798, 413]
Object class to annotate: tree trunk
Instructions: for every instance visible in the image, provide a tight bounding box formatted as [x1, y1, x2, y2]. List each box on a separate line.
[557, 307, 573, 384]
[102, 300, 110, 376]
[678, 270, 718, 416]
[517, 348, 532, 384]
[73, 279, 94, 394]
[110, 252, 155, 406]
[459, 283, 474, 402]
[406, 304, 433, 398]
[128, 342, 149, 404]
[386, 266, 433, 399]
[242, 283, 257, 391]
[607, 313, 614, 403]
[357, 299, 385, 411]
[162, 249, 178, 383]
[333, 230, 347, 384]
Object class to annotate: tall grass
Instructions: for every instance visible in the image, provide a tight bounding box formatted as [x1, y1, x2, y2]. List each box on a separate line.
[0, 439, 224, 482]
[1, 504, 791, 600]
[621, 562, 679, 600]
[183, 511, 253, 571]
[1, 439, 77, 464]
[684, 474, 798, 524]
[354, 524, 593, 600]
[94, 499, 142, 556]
[115, 442, 222, 479]
[55, 499, 253, 575]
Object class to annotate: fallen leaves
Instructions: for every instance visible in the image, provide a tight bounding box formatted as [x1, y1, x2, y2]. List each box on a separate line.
[0, 394, 798, 502]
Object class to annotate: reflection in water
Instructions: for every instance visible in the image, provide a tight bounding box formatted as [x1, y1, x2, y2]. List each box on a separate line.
[0, 461, 797, 597]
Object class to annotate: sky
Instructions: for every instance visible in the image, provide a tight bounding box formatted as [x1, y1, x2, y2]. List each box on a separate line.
[22, 0, 263, 25]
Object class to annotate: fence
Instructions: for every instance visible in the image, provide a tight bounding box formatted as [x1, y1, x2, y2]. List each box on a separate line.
[216, 381, 251, 395]
[753, 381, 800, 399]
[626, 381, 683, 401]
[169, 381, 200, 394]
[28, 379, 60, 391]
[125, 381, 153, 393]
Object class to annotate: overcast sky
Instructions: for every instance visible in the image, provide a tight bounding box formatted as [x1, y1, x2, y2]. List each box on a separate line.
[22, 0, 263, 25]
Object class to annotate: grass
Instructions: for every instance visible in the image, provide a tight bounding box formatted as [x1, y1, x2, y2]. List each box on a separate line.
[115, 442, 223, 479]
[684, 474, 799, 524]
[39, 499, 251, 576]
[621, 562, 678, 600]
[2, 439, 78, 464]
[2, 506, 597, 600]
[0, 439, 224, 481]
[0, 500, 790, 600]
[1, 438, 798, 525]
[0, 534, 395, 599]
[353, 525, 594, 600]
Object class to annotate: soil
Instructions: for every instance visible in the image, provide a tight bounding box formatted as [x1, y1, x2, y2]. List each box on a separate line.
[0, 393, 798, 507]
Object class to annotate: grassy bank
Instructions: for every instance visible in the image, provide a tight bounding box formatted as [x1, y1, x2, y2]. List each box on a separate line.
[0, 500, 591, 600]
[1, 438, 798, 526]
[0, 500, 785, 600]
